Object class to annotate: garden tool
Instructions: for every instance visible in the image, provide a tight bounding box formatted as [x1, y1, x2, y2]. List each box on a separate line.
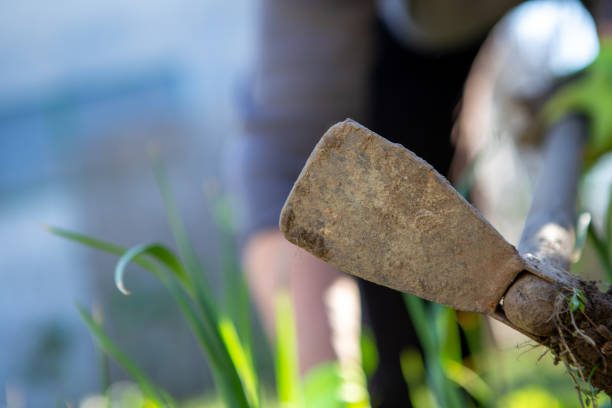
[279, 117, 587, 338]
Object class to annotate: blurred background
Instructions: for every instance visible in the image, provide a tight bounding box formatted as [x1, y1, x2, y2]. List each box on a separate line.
[0, 1, 256, 406]
[1, 0, 612, 407]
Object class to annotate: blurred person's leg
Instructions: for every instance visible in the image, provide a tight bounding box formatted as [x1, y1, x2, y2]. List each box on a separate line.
[242, 229, 291, 338]
[229, 135, 356, 374]
[288, 241, 346, 373]
[243, 229, 352, 374]
[229, 0, 374, 379]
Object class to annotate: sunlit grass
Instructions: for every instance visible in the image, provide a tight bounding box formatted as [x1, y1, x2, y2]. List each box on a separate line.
[51, 155, 253, 407]
[51, 156, 361, 408]
[50, 154, 612, 408]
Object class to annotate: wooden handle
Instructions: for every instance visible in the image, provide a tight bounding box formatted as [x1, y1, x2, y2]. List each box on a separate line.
[518, 115, 587, 269]
[500, 115, 587, 336]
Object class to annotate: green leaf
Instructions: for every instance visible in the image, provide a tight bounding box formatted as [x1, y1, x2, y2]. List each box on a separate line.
[150, 153, 216, 311]
[400, 347, 425, 387]
[588, 362, 600, 383]
[569, 295, 580, 312]
[206, 191, 255, 380]
[48, 227, 215, 354]
[568, 288, 587, 313]
[47, 227, 167, 281]
[301, 362, 343, 408]
[360, 328, 379, 378]
[50, 226, 251, 407]
[576, 288, 588, 304]
[443, 360, 493, 406]
[48, 226, 173, 289]
[275, 290, 301, 406]
[150, 157, 252, 408]
[51, 157, 255, 407]
[219, 316, 259, 408]
[403, 295, 435, 352]
[75, 304, 169, 407]
[146, 258, 251, 408]
[438, 307, 462, 365]
[403, 296, 465, 408]
[47, 226, 127, 257]
[114, 243, 190, 295]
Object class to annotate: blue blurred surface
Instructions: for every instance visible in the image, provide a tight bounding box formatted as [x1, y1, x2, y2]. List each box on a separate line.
[0, 1, 253, 406]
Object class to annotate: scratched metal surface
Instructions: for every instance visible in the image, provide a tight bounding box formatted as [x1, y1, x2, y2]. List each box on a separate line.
[280, 119, 524, 313]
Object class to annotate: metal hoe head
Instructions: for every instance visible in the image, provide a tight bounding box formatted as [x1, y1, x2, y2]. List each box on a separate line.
[280, 119, 526, 314]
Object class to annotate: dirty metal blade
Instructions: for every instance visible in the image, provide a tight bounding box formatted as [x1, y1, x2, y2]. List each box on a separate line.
[280, 119, 525, 313]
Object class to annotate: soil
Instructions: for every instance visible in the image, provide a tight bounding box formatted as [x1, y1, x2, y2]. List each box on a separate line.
[542, 280, 612, 397]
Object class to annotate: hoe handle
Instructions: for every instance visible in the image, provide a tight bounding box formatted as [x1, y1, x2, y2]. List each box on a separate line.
[518, 115, 588, 271]
[498, 115, 588, 337]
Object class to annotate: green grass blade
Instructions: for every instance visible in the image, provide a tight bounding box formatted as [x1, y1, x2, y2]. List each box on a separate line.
[49, 226, 196, 301]
[219, 316, 260, 408]
[50, 226, 251, 407]
[48, 226, 126, 257]
[301, 362, 343, 408]
[150, 154, 216, 310]
[208, 193, 256, 381]
[275, 291, 301, 406]
[455, 311, 485, 383]
[403, 295, 435, 353]
[48, 226, 208, 364]
[75, 304, 168, 407]
[399, 348, 435, 408]
[360, 328, 379, 379]
[49, 226, 190, 299]
[403, 296, 443, 403]
[443, 360, 493, 406]
[403, 296, 465, 408]
[437, 306, 462, 365]
[91, 306, 112, 398]
[147, 261, 251, 408]
[114, 243, 190, 295]
[123, 243, 252, 408]
[47, 226, 164, 277]
[432, 305, 466, 408]
[150, 157, 251, 408]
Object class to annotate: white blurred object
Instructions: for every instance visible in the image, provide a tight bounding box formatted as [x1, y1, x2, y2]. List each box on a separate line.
[503, 0, 599, 96]
[469, 1, 599, 247]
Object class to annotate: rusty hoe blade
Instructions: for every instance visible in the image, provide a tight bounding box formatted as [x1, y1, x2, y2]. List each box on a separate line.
[282, 118, 612, 397]
[280, 119, 526, 314]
